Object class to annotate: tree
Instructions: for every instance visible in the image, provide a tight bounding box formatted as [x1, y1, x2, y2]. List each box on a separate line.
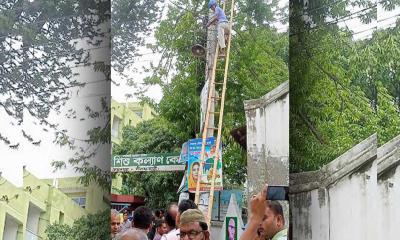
[45, 210, 109, 240]
[111, 0, 289, 189]
[149, 0, 288, 185]
[0, 0, 107, 145]
[0, 0, 112, 189]
[289, 0, 400, 172]
[111, 0, 161, 73]
[113, 118, 186, 209]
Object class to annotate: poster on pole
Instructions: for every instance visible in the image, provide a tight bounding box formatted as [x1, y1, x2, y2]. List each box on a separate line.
[226, 217, 238, 240]
[187, 137, 223, 192]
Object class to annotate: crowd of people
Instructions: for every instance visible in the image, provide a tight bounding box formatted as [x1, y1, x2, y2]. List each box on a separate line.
[110, 185, 287, 240]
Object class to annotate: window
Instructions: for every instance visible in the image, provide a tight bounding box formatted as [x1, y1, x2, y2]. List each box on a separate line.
[112, 116, 121, 137]
[72, 197, 86, 208]
[135, 111, 143, 118]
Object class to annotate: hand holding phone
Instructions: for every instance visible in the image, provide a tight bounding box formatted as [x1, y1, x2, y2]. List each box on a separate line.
[266, 186, 289, 201]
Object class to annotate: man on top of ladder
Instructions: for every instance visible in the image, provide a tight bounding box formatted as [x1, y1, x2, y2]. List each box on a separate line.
[206, 0, 229, 56]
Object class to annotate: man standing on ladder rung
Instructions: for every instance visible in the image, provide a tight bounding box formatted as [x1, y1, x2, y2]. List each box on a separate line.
[206, 0, 229, 56]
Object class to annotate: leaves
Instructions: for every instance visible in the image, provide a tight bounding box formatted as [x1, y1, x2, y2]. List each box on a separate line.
[112, 118, 186, 209]
[289, 1, 400, 172]
[45, 210, 109, 240]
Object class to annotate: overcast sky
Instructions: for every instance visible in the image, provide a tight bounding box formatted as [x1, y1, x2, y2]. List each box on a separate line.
[0, 40, 110, 186]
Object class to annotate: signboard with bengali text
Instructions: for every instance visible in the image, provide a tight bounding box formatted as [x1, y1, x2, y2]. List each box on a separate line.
[111, 153, 184, 172]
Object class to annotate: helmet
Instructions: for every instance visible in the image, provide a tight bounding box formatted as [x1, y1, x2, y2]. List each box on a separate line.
[208, 0, 217, 8]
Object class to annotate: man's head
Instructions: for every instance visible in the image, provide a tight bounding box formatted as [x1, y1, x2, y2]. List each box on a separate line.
[167, 203, 179, 220]
[133, 206, 153, 233]
[155, 219, 168, 235]
[155, 209, 164, 220]
[118, 229, 148, 240]
[123, 210, 129, 222]
[111, 209, 121, 235]
[208, 0, 217, 11]
[177, 199, 198, 226]
[164, 211, 176, 231]
[258, 201, 285, 240]
[179, 209, 210, 240]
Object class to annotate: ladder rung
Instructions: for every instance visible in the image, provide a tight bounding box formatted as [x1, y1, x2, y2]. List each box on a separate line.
[209, 111, 220, 114]
[207, 127, 219, 130]
[213, 82, 224, 85]
[210, 96, 222, 100]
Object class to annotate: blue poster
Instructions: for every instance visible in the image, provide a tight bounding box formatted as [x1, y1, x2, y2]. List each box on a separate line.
[187, 137, 223, 192]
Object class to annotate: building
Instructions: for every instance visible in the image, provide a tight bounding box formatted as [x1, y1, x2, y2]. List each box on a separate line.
[0, 167, 108, 240]
[111, 100, 156, 199]
[111, 99, 157, 145]
[41, 177, 109, 215]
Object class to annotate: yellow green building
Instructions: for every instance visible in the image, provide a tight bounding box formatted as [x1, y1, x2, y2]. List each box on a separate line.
[0, 167, 109, 240]
[111, 99, 156, 145]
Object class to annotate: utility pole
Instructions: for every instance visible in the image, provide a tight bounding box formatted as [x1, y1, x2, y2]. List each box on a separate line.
[196, 7, 218, 221]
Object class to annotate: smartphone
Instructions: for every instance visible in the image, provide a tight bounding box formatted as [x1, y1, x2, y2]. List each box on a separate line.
[266, 186, 289, 201]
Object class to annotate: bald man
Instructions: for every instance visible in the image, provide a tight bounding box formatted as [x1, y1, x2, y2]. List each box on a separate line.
[111, 209, 121, 240]
[118, 229, 147, 240]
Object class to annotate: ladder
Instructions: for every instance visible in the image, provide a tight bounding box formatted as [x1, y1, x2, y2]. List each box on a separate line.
[194, 0, 234, 225]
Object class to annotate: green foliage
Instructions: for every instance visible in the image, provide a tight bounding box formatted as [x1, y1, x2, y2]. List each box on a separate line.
[0, 0, 109, 146]
[111, 0, 161, 72]
[289, 1, 400, 172]
[113, 118, 186, 209]
[0, 1, 111, 190]
[45, 210, 109, 240]
[146, 0, 289, 187]
[113, 118, 187, 155]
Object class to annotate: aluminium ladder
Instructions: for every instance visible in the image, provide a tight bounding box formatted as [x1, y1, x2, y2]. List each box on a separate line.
[194, 0, 235, 225]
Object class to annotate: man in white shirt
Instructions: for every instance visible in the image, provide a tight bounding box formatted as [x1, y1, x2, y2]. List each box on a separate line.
[161, 200, 198, 240]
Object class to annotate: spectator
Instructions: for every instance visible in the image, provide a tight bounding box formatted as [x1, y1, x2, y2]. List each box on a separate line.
[240, 185, 287, 240]
[153, 219, 168, 240]
[118, 229, 148, 240]
[121, 209, 132, 233]
[131, 206, 154, 240]
[164, 211, 176, 233]
[111, 209, 121, 240]
[161, 199, 198, 240]
[178, 209, 210, 240]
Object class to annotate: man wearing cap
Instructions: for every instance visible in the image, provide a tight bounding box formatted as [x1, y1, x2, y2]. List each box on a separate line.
[178, 209, 210, 240]
[240, 185, 288, 240]
[206, 0, 229, 56]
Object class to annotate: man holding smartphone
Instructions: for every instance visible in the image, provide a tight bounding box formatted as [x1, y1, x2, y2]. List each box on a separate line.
[240, 185, 288, 240]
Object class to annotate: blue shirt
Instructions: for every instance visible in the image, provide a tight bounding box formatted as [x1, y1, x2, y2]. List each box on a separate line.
[215, 6, 228, 23]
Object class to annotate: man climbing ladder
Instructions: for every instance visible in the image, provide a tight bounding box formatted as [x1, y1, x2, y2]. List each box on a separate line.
[194, 0, 235, 226]
[206, 0, 229, 55]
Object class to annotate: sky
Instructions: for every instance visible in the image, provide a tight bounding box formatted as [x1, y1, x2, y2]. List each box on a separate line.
[0, 37, 110, 186]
